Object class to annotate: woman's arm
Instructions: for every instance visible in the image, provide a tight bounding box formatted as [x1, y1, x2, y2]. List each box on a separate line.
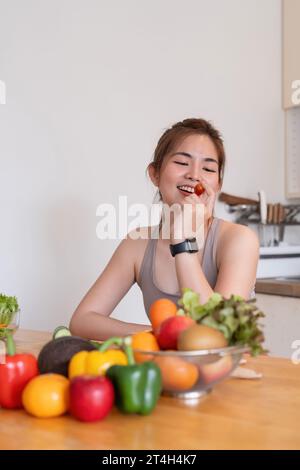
[174, 252, 214, 304]
[69, 235, 150, 341]
[70, 312, 150, 341]
[213, 224, 259, 299]
[174, 224, 259, 303]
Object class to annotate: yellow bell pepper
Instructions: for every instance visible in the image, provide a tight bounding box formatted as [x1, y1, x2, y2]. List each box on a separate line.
[69, 341, 128, 379]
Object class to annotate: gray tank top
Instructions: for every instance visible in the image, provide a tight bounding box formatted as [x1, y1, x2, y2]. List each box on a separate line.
[137, 217, 256, 317]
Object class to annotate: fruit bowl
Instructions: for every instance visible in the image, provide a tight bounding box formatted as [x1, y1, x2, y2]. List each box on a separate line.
[133, 344, 248, 400]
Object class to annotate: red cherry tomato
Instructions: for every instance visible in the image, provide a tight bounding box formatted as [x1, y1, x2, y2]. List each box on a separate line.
[194, 183, 205, 196]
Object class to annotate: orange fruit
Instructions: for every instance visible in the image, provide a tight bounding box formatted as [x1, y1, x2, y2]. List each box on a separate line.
[22, 374, 69, 418]
[149, 298, 178, 332]
[131, 331, 160, 363]
[154, 356, 199, 391]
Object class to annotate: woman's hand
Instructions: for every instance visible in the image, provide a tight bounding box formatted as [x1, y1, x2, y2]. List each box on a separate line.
[169, 177, 217, 244]
[194, 177, 217, 225]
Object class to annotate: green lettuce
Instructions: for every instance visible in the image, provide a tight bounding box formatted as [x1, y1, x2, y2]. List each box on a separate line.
[0, 294, 19, 325]
[178, 288, 265, 356]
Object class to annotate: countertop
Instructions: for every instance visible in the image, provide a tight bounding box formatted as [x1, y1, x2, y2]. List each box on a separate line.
[1, 329, 300, 450]
[255, 278, 300, 297]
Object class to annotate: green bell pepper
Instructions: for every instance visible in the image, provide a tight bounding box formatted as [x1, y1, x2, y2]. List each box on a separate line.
[106, 336, 162, 415]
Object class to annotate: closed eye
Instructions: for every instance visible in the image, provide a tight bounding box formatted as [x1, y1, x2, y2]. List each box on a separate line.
[174, 161, 216, 172]
[204, 168, 217, 173]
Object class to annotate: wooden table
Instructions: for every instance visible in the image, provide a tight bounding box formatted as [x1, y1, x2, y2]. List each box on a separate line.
[0, 329, 300, 450]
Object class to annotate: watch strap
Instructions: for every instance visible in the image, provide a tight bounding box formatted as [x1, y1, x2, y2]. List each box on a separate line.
[169, 238, 199, 257]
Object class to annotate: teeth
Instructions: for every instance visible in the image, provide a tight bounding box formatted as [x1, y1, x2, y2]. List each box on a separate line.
[178, 185, 194, 193]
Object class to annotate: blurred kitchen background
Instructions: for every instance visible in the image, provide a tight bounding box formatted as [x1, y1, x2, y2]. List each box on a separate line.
[0, 0, 299, 357]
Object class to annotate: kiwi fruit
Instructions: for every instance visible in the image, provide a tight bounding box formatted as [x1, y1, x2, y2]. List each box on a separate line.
[177, 324, 228, 351]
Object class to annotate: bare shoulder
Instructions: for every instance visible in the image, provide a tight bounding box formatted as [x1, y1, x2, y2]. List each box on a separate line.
[218, 219, 259, 244]
[121, 227, 148, 258]
[126, 225, 153, 240]
[216, 219, 259, 265]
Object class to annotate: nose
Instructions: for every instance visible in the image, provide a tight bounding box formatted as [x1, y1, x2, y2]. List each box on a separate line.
[187, 175, 200, 183]
[185, 162, 201, 182]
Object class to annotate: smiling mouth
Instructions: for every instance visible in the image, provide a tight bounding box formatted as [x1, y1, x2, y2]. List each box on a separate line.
[177, 185, 194, 195]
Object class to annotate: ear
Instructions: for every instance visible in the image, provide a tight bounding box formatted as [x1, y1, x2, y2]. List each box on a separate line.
[148, 163, 159, 188]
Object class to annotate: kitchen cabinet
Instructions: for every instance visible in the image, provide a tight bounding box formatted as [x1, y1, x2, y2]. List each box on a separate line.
[256, 293, 300, 358]
[283, 0, 300, 109]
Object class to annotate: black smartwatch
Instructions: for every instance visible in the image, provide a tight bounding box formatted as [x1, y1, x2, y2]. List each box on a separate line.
[169, 238, 199, 257]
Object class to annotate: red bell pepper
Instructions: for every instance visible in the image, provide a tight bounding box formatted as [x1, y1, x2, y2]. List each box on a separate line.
[0, 334, 39, 409]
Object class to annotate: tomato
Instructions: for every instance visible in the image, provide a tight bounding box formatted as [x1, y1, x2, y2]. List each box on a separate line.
[22, 373, 69, 418]
[154, 356, 199, 391]
[194, 183, 205, 196]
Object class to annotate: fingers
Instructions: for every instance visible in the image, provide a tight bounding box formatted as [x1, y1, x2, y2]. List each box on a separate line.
[200, 178, 216, 203]
[196, 178, 216, 220]
[198, 177, 214, 198]
[184, 193, 202, 204]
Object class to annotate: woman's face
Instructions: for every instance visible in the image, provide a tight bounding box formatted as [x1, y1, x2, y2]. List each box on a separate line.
[151, 134, 221, 206]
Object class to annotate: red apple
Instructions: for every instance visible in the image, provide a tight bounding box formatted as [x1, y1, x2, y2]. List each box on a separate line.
[69, 375, 115, 422]
[156, 315, 195, 350]
[200, 355, 233, 385]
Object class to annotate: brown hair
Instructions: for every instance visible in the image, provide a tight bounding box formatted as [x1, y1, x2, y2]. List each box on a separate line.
[149, 117, 226, 186]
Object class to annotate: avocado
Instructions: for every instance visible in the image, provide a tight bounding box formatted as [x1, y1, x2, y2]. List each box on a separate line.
[38, 336, 96, 376]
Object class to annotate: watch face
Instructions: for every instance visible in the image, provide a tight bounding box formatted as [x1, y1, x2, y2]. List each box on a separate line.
[185, 238, 196, 250]
[188, 240, 198, 251]
[187, 241, 194, 250]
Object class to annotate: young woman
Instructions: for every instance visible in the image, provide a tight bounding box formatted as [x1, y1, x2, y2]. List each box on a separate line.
[70, 118, 259, 340]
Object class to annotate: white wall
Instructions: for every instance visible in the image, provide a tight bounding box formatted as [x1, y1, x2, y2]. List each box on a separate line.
[0, 0, 285, 332]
